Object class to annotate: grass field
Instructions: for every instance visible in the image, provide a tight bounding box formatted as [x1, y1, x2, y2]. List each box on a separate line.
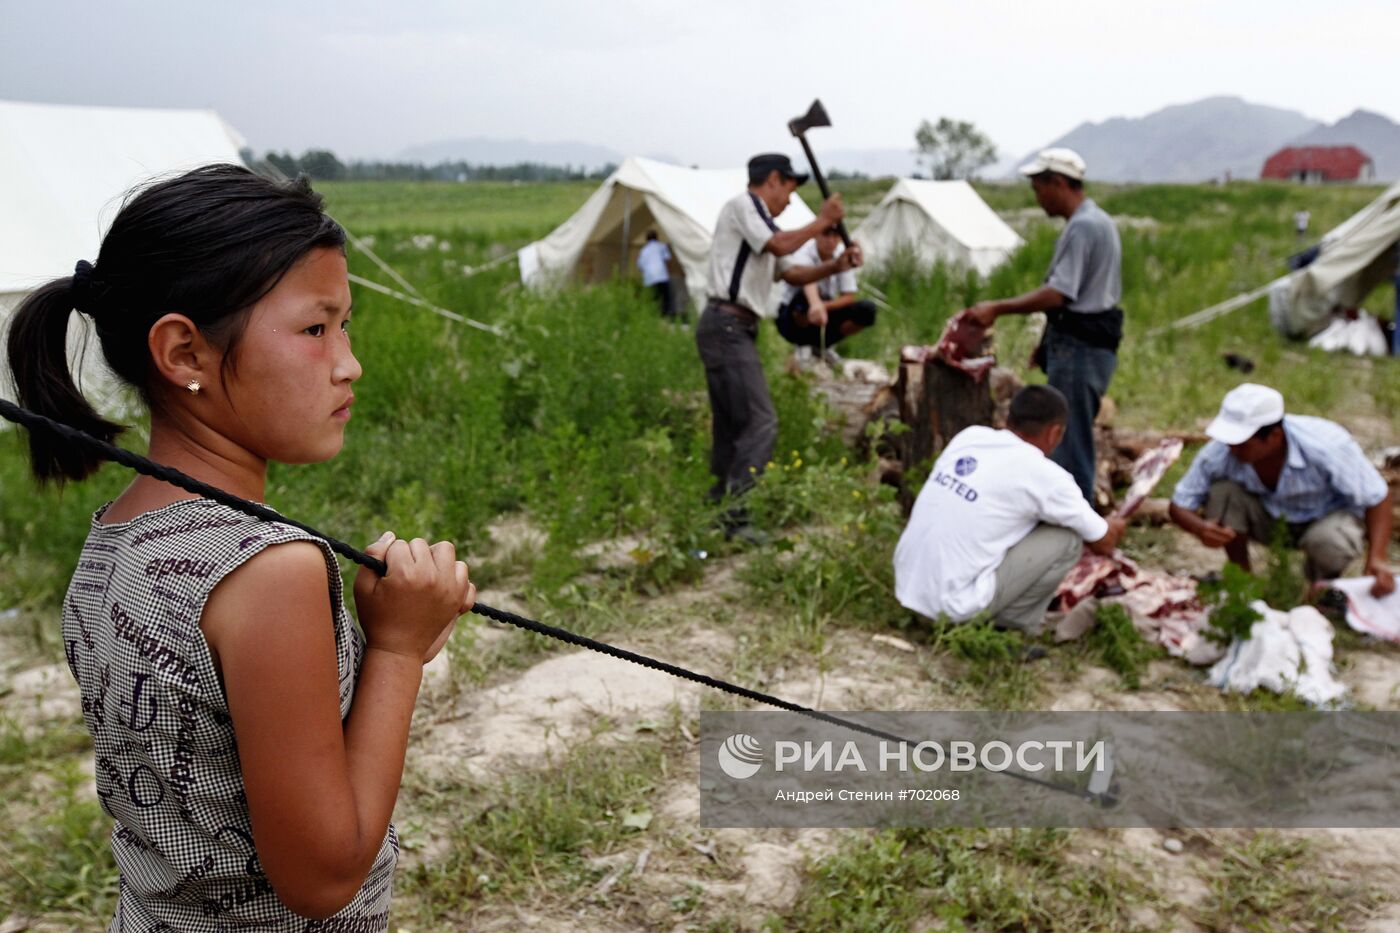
[1, 175, 1397, 929]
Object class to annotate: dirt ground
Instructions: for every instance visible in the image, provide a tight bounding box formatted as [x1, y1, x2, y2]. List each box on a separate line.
[4, 499, 1398, 932]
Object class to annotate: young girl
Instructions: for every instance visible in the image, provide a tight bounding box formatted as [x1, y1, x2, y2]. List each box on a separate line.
[6, 164, 473, 928]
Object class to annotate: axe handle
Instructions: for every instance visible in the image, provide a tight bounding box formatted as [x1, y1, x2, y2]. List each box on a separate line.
[794, 133, 851, 248]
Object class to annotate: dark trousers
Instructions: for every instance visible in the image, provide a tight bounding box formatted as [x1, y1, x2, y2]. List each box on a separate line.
[775, 296, 878, 349]
[1044, 327, 1117, 502]
[695, 302, 777, 500]
[650, 281, 675, 318]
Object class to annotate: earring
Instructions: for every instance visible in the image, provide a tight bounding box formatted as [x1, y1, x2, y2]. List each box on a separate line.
[186, 380, 201, 395]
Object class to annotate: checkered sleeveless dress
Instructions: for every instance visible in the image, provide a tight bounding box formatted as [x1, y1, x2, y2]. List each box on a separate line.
[62, 498, 398, 931]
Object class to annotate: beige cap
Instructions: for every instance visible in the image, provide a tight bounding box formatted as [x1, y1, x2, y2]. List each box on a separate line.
[1019, 147, 1087, 181]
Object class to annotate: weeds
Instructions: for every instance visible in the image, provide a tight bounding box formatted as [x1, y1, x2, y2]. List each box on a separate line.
[1088, 603, 1160, 690]
[928, 618, 1041, 709]
[1196, 832, 1382, 932]
[400, 724, 683, 923]
[0, 758, 119, 922]
[771, 827, 1156, 932]
[1201, 521, 1307, 644]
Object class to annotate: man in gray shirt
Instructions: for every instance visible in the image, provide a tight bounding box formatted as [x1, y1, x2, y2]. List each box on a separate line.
[963, 148, 1122, 502]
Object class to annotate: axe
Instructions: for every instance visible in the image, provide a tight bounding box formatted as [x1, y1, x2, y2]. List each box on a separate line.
[788, 99, 850, 247]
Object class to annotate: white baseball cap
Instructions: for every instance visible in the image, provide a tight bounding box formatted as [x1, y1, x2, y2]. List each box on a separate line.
[1206, 383, 1286, 445]
[1018, 148, 1087, 181]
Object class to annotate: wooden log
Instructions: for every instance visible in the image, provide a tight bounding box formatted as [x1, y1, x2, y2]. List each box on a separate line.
[927, 358, 995, 454]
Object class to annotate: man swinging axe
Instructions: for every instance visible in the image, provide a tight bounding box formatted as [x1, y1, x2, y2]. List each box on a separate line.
[696, 152, 859, 539]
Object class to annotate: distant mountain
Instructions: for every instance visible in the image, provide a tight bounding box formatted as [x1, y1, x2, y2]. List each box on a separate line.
[1286, 109, 1400, 181]
[396, 137, 623, 170]
[1022, 96, 1322, 183]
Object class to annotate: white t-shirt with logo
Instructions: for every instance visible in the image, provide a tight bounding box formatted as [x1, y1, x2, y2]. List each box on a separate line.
[894, 426, 1109, 621]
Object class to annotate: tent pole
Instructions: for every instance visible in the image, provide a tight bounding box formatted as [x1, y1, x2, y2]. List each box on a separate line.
[621, 188, 631, 279]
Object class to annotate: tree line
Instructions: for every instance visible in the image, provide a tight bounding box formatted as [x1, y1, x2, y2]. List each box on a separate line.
[240, 116, 998, 184]
[241, 148, 619, 182]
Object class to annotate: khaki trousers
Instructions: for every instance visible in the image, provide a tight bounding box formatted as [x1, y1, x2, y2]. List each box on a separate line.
[984, 524, 1084, 635]
[1204, 479, 1365, 580]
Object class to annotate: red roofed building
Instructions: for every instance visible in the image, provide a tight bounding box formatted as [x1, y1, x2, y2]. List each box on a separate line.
[1261, 145, 1375, 183]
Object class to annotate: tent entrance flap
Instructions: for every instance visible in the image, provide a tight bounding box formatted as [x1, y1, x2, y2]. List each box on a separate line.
[576, 186, 661, 284]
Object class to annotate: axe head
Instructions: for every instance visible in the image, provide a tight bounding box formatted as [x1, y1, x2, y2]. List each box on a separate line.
[788, 99, 831, 137]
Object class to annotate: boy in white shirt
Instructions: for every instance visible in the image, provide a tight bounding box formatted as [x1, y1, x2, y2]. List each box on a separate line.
[895, 385, 1127, 633]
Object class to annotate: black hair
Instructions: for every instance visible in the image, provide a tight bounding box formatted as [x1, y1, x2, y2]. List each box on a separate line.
[646, 230, 659, 241]
[1033, 170, 1084, 191]
[747, 166, 777, 186]
[1252, 420, 1283, 441]
[5, 163, 346, 483]
[1007, 385, 1069, 435]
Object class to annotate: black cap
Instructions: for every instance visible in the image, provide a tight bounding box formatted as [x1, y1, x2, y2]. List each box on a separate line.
[748, 153, 809, 186]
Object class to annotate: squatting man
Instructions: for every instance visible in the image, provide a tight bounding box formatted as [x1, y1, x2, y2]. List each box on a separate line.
[894, 385, 1127, 634]
[1169, 383, 1395, 597]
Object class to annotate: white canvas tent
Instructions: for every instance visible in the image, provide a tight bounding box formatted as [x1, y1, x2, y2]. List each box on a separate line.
[852, 179, 1023, 277]
[1270, 178, 1400, 338]
[0, 99, 247, 413]
[518, 156, 816, 311]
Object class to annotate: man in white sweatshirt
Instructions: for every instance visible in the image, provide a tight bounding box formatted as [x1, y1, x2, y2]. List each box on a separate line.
[895, 385, 1127, 633]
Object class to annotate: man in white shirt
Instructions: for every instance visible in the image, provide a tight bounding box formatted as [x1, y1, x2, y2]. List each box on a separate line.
[776, 226, 878, 366]
[695, 153, 857, 532]
[636, 231, 674, 318]
[895, 386, 1127, 633]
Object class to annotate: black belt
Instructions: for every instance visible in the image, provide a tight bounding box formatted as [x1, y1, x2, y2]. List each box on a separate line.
[1046, 307, 1124, 351]
[708, 300, 758, 324]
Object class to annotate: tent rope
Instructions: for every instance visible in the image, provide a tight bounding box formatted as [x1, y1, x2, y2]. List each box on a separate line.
[1141, 280, 1280, 337]
[0, 397, 1109, 807]
[347, 274, 506, 336]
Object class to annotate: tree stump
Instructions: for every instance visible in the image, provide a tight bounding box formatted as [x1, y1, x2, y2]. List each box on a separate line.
[893, 355, 996, 470]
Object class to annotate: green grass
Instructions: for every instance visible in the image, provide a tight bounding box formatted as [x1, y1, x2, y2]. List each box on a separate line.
[0, 723, 120, 922]
[1088, 603, 1160, 690]
[1196, 832, 1383, 932]
[318, 179, 596, 236]
[769, 827, 1157, 932]
[399, 720, 686, 925]
[2, 177, 1397, 927]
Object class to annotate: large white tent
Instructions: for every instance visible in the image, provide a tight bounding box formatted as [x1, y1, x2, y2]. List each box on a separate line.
[852, 179, 1023, 278]
[1270, 178, 1400, 337]
[0, 99, 247, 412]
[518, 156, 816, 311]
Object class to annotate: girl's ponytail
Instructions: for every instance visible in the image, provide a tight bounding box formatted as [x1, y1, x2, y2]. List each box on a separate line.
[6, 272, 124, 483]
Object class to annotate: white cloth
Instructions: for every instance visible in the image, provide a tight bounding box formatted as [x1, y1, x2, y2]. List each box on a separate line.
[894, 426, 1109, 621]
[778, 240, 855, 305]
[636, 239, 671, 286]
[707, 191, 784, 318]
[1328, 577, 1400, 641]
[1207, 602, 1347, 706]
[1307, 312, 1389, 357]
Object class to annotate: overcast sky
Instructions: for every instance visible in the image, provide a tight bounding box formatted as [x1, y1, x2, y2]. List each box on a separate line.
[3, 0, 1397, 166]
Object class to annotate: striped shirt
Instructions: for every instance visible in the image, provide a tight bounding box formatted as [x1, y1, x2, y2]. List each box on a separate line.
[64, 498, 397, 931]
[1171, 414, 1389, 523]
